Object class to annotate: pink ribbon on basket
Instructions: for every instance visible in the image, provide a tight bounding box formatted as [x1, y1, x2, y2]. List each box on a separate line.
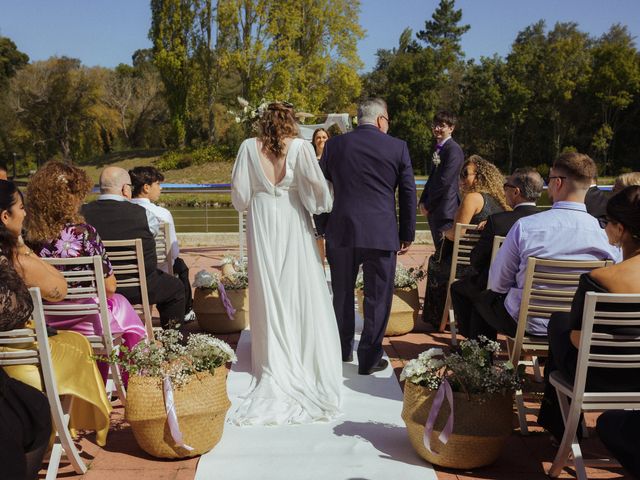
[217, 282, 236, 321]
[423, 378, 454, 453]
[163, 376, 194, 452]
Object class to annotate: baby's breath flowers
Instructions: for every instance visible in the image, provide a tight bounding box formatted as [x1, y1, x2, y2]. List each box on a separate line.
[400, 336, 522, 397]
[193, 256, 248, 291]
[356, 263, 426, 290]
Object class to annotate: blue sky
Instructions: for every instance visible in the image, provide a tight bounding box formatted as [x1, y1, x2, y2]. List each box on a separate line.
[1, 0, 639, 72]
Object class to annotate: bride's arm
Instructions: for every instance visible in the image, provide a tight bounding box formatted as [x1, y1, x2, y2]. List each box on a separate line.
[231, 140, 252, 212]
[295, 141, 333, 215]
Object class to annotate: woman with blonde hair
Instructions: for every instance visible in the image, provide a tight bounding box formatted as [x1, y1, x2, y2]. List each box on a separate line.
[231, 102, 342, 425]
[25, 161, 146, 370]
[613, 171, 640, 194]
[424, 155, 509, 327]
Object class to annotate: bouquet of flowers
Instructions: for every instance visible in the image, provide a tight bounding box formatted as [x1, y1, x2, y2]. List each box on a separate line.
[400, 336, 522, 396]
[355, 263, 426, 290]
[101, 330, 236, 388]
[193, 256, 248, 291]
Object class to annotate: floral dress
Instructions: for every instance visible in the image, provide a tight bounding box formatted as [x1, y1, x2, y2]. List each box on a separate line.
[33, 223, 146, 354]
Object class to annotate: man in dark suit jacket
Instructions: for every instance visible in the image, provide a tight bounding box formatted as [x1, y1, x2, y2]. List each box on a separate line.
[316, 98, 416, 375]
[584, 177, 609, 220]
[419, 111, 464, 249]
[450, 167, 543, 338]
[82, 167, 185, 329]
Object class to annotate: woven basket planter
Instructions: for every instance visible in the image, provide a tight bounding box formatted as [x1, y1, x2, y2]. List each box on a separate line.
[356, 287, 419, 336]
[401, 381, 513, 469]
[126, 368, 231, 458]
[194, 288, 249, 334]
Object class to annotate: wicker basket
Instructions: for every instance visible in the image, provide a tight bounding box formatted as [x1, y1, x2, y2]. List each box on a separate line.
[126, 368, 231, 458]
[401, 381, 513, 469]
[194, 288, 249, 334]
[356, 287, 419, 336]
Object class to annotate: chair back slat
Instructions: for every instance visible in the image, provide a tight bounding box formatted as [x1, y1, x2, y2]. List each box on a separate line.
[490, 235, 506, 264]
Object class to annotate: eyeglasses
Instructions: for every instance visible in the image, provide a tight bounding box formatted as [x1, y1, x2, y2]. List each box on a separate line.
[380, 115, 390, 124]
[431, 122, 449, 129]
[460, 169, 476, 179]
[503, 183, 518, 190]
[546, 175, 567, 184]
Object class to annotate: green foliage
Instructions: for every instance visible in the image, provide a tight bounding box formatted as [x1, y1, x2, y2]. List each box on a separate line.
[156, 144, 229, 171]
[0, 36, 29, 87]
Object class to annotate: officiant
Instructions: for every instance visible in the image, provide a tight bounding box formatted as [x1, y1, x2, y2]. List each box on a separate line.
[418, 111, 464, 249]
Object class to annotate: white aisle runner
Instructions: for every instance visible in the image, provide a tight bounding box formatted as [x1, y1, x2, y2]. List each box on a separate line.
[195, 327, 437, 480]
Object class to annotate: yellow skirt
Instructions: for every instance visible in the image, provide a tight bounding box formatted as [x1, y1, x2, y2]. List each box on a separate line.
[2, 330, 112, 446]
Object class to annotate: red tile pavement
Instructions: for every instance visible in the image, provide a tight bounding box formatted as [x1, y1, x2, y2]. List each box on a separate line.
[40, 244, 628, 479]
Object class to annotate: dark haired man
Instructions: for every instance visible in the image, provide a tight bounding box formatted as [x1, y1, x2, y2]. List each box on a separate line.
[468, 153, 621, 340]
[129, 166, 195, 323]
[450, 167, 543, 338]
[418, 111, 464, 249]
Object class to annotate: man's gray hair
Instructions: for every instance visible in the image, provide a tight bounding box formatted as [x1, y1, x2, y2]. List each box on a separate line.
[511, 167, 544, 202]
[357, 98, 387, 125]
[99, 166, 131, 195]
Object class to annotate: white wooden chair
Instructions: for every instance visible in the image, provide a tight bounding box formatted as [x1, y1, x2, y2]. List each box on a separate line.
[490, 235, 506, 265]
[510, 257, 612, 434]
[0, 287, 87, 478]
[102, 239, 154, 340]
[41, 255, 127, 405]
[439, 223, 482, 346]
[155, 222, 173, 275]
[548, 291, 640, 480]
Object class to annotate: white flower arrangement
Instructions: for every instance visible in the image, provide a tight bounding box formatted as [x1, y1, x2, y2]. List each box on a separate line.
[400, 336, 522, 396]
[99, 330, 236, 388]
[193, 256, 248, 291]
[432, 150, 441, 167]
[230, 96, 269, 125]
[355, 263, 426, 290]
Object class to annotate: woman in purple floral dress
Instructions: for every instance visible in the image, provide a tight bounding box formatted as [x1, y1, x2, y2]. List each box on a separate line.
[24, 162, 146, 363]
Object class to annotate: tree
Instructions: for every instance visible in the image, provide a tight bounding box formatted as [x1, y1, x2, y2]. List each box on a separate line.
[0, 36, 29, 88]
[417, 0, 469, 68]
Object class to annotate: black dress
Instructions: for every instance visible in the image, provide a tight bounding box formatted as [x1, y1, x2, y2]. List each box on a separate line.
[423, 193, 505, 327]
[537, 273, 640, 440]
[0, 257, 52, 480]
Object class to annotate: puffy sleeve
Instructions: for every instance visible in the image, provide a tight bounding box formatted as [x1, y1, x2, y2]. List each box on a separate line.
[231, 139, 252, 212]
[295, 140, 333, 215]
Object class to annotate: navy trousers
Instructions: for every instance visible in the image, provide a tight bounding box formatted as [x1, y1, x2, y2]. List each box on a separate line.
[326, 245, 396, 372]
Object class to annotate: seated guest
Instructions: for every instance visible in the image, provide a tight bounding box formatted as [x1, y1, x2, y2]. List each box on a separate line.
[423, 155, 508, 327]
[596, 410, 640, 478]
[469, 152, 621, 340]
[538, 186, 640, 441]
[451, 167, 543, 338]
[24, 161, 146, 355]
[0, 179, 112, 447]
[584, 173, 608, 220]
[0, 260, 51, 480]
[613, 171, 640, 194]
[129, 166, 195, 323]
[81, 167, 185, 329]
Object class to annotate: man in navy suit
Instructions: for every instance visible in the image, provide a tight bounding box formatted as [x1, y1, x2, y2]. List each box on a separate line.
[419, 111, 464, 249]
[316, 98, 416, 375]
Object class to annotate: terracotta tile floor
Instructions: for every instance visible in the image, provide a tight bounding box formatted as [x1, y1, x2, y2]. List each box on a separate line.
[41, 245, 628, 479]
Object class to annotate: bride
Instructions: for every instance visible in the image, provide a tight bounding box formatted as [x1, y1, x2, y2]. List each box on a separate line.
[230, 102, 342, 425]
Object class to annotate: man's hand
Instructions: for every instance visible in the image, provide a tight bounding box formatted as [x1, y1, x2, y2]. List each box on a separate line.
[398, 241, 412, 255]
[476, 220, 487, 230]
[419, 203, 428, 216]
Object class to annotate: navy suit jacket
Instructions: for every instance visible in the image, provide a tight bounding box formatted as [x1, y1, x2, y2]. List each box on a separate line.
[315, 124, 416, 251]
[419, 138, 464, 228]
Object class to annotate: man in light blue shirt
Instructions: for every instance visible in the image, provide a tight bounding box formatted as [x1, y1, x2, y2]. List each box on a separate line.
[468, 152, 620, 339]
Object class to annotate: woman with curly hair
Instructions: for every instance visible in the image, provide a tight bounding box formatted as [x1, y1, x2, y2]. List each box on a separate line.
[24, 161, 146, 367]
[424, 155, 509, 327]
[231, 102, 342, 426]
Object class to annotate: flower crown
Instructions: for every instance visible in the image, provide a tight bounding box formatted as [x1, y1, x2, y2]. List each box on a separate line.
[233, 97, 294, 124]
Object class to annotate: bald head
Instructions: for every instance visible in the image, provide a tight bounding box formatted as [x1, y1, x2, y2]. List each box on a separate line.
[100, 166, 132, 198]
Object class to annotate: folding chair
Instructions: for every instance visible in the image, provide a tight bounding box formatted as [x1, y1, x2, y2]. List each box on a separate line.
[510, 257, 612, 434]
[0, 287, 87, 479]
[42, 255, 127, 405]
[490, 235, 506, 265]
[155, 222, 173, 275]
[102, 239, 154, 340]
[439, 223, 482, 346]
[548, 291, 640, 480]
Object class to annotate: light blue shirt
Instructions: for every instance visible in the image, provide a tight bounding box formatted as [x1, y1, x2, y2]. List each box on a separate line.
[97, 194, 160, 236]
[488, 201, 621, 335]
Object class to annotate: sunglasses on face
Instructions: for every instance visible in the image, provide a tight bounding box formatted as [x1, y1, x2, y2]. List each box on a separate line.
[460, 169, 475, 179]
[598, 216, 612, 229]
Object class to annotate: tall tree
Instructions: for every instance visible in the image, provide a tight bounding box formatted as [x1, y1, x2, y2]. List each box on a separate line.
[0, 36, 29, 162]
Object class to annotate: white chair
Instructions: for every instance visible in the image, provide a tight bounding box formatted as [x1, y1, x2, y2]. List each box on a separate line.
[509, 257, 612, 434]
[490, 235, 506, 265]
[0, 287, 87, 479]
[548, 291, 640, 480]
[102, 239, 154, 340]
[41, 255, 127, 405]
[155, 222, 173, 275]
[439, 223, 482, 345]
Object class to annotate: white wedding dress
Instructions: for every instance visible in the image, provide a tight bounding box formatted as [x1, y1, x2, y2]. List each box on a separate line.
[230, 137, 343, 426]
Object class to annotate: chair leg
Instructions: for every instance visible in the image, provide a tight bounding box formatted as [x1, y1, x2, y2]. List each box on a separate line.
[48, 394, 87, 475]
[516, 389, 529, 435]
[439, 291, 452, 332]
[532, 355, 543, 383]
[449, 307, 458, 346]
[111, 363, 127, 407]
[572, 440, 588, 480]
